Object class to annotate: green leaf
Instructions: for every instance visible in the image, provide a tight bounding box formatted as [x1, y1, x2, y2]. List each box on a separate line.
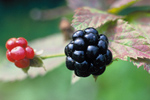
[118, 6, 150, 15]
[21, 67, 30, 73]
[126, 12, 150, 24]
[108, 0, 139, 14]
[72, 7, 122, 30]
[30, 55, 44, 67]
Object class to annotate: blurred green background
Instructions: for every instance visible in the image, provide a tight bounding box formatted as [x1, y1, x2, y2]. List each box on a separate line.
[0, 0, 66, 51]
[0, 0, 150, 100]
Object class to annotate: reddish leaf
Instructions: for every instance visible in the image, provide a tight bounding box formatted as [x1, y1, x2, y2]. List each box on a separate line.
[130, 58, 150, 73]
[72, 7, 150, 73]
[125, 12, 150, 72]
[103, 19, 150, 61]
[126, 12, 150, 42]
[72, 7, 122, 30]
[102, 18, 150, 73]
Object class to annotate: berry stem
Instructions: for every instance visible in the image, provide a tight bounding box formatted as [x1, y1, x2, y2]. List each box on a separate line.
[40, 53, 65, 60]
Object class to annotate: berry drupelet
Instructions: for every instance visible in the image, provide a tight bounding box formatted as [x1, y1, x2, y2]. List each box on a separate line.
[6, 37, 35, 68]
[64, 27, 112, 77]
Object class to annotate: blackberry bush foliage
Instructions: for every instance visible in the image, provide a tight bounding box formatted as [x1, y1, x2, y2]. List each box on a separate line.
[4, 0, 150, 82]
[72, 6, 150, 75]
[65, 27, 112, 77]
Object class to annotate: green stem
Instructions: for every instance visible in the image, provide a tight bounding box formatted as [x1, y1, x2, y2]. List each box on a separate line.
[40, 53, 65, 60]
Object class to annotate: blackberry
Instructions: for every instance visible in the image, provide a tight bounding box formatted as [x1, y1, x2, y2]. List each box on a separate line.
[74, 38, 86, 50]
[64, 46, 68, 56]
[105, 49, 112, 65]
[75, 69, 90, 77]
[65, 43, 74, 57]
[88, 63, 99, 74]
[66, 57, 75, 70]
[72, 50, 85, 63]
[84, 33, 98, 45]
[74, 60, 90, 72]
[72, 30, 85, 40]
[84, 27, 99, 36]
[93, 54, 106, 68]
[97, 40, 108, 54]
[92, 66, 106, 76]
[86, 45, 99, 61]
[65, 27, 113, 78]
[99, 34, 109, 44]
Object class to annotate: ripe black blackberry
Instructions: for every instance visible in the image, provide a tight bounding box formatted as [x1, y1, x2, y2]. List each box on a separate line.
[64, 27, 112, 78]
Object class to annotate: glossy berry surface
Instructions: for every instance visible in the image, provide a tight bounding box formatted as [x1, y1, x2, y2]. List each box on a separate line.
[84, 33, 98, 45]
[6, 37, 35, 69]
[72, 30, 85, 40]
[74, 38, 86, 50]
[10, 46, 26, 60]
[64, 27, 112, 78]
[93, 54, 106, 68]
[105, 49, 112, 65]
[15, 58, 30, 68]
[99, 34, 109, 44]
[72, 50, 85, 63]
[16, 37, 28, 48]
[74, 60, 89, 72]
[66, 56, 75, 70]
[84, 27, 99, 36]
[97, 40, 108, 54]
[25, 46, 35, 59]
[6, 38, 17, 50]
[92, 66, 106, 76]
[75, 69, 90, 77]
[86, 45, 99, 61]
[64, 46, 68, 56]
[88, 63, 99, 74]
[65, 43, 74, 57]
[6, 50, 15, 62]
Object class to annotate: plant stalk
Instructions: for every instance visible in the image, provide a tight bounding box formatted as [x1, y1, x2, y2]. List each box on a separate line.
[40, 53, 65, 60]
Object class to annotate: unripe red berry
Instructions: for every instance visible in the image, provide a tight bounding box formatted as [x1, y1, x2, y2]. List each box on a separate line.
[25, 46, 34, 59]
[10, 46, 26, 60]
[16, 37, 28, 48]
[6, 38, 17, 50]
[15, 58, 30, 68]
[6, 50, 15, 62]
